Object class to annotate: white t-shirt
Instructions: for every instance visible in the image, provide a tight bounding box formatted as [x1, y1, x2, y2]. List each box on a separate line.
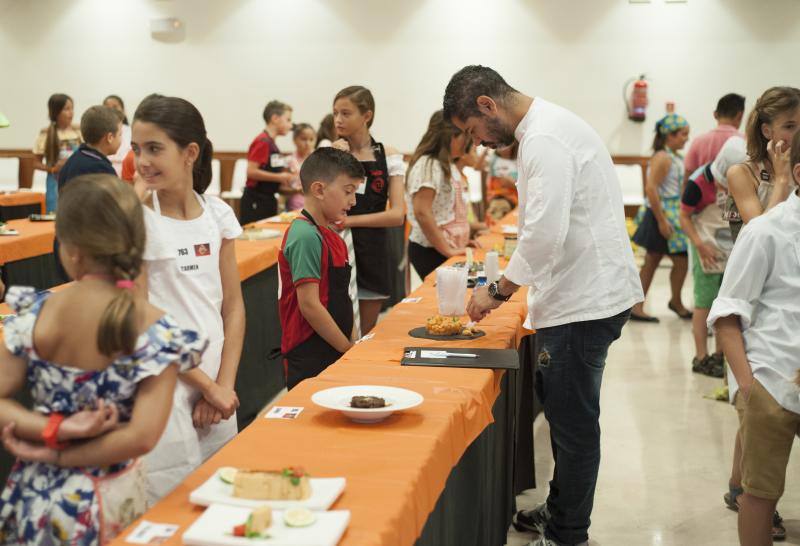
[405, 157, 459, 247]
[708, 192, 800, 412]
[143, 192, 242, 378]
[504, 98, 643, 329]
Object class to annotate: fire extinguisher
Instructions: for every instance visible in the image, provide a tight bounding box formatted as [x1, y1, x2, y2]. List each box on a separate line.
[624, 75, 648, 122]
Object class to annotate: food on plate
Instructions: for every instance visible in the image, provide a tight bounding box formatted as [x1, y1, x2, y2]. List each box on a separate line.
[233, 467, 311, 500]
[232, 505, 273, 538]
[461, 327, 475, 337]
[219, 466, 238, 484]
[283, 507, 316, 528]
[350, 396, 386, 409]
[426, 315, 464, 336]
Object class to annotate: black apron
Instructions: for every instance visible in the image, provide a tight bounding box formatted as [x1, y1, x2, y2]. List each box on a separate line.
[349, 140, 392, 296]
[240, 133, 283, 224]
[285, 209, 354, 390]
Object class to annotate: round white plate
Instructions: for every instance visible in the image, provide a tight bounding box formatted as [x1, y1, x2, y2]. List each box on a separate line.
[311, 385, 423, 424]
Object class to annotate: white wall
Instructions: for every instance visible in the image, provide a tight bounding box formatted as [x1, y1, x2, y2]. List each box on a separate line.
[1, 0, 799, 155]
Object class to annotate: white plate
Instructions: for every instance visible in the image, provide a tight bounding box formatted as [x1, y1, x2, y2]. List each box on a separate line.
[182, 504, 350, 546]
[0, 229, 19, 236]
[190, 470, 345, 510]
[238, 228, 283, 240]
[311, 385, 424, 424]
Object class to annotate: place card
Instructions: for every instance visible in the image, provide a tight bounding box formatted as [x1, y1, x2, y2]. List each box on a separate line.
[125, 520, 179, 544]
[265, 406, 304, 420]
[355, 333, 375, 344]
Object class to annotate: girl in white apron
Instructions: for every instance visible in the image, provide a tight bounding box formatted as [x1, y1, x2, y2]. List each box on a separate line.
[131, 95, 246, 503]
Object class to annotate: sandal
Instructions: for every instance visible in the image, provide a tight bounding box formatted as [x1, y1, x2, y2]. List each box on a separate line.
[668, 301, 693, 320]
[724, 485, 787, 541]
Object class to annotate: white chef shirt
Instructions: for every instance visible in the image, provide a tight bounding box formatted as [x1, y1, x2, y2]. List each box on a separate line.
[708, 192, 800, 412]
[503, 98, 643, 329]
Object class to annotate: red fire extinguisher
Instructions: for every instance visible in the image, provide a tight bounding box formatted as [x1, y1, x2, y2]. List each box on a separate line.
[625, 75, 648, 122]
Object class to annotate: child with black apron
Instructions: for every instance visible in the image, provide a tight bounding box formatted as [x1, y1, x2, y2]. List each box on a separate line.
[349, 141, 393, 299]
[240, 132, 286, 224]
[280, 209, 354, 389]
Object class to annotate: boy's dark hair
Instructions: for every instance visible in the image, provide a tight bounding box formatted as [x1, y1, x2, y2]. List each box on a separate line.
[81, 105, 122, 145]
[133, 94, 214, 194]
[716, 93, 746, 119]
[299, 147, 365, 193]
[443, 65, 518, 123]
[263, 100, 292, 124]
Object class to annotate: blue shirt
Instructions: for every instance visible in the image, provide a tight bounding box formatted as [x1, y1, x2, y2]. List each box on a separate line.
[57, 143, 116, 191]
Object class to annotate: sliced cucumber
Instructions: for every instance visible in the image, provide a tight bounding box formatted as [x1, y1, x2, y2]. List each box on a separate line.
[283, 507, 316, 528]
[218, 466, 238, 484]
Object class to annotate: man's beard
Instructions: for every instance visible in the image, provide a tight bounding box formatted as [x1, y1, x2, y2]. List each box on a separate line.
[482, 117, 516, 149]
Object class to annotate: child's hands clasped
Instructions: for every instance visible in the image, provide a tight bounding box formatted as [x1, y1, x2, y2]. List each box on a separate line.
[59, 399, 120, 441]
[2, 423, 58, 465]
[201, 383, 239, 420]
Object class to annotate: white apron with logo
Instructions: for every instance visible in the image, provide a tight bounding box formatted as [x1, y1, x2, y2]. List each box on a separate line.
[142, 191, 238, 503]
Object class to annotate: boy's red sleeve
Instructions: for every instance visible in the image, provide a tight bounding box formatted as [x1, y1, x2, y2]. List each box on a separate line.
[247, 138, 271, 166]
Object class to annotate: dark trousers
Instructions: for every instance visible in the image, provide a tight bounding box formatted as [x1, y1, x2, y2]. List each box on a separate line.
[239, 187, 278, 225]
[409, 241, 448, 280]
[534, 309, 630, 545]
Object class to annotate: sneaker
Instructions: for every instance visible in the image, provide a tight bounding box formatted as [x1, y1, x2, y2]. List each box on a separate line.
[692, 355, 710, 374]
[513, 504, 551, 534]
[704, 353, 725, 378]
[527, 537, 588, 546]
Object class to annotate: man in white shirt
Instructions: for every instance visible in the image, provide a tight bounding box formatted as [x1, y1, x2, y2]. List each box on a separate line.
[443, 65, 643, 546]
[707, 136, 800, 546]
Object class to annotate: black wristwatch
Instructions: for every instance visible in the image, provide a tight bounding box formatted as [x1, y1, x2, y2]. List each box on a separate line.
[488, 281, 511, 302]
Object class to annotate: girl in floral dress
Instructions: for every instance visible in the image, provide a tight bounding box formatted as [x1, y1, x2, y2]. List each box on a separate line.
[0, 174, 206, 545]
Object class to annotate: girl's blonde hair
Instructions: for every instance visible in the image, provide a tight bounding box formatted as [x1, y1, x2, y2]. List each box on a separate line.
[56, 174, 146, 356]
[745, 86, 800, 164]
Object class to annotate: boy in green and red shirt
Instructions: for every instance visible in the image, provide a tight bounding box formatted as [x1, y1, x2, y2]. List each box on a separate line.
[279, 147, 366, 389]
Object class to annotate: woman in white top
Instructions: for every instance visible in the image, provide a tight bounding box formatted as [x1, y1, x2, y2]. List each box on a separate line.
[131, 94, 245, 503]
[103, 95, 132, 177]
[406, 110, 472, 279]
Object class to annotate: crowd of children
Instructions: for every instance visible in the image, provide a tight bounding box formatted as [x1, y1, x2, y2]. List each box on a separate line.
[1, 80, 799, 546]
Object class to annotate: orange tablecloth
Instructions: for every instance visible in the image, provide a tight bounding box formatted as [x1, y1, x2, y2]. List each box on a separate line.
[0, 219, 56, 265]
[111, 217, 531, 546]
[0, 192, 45, 214]
[0, 219, 285, 282]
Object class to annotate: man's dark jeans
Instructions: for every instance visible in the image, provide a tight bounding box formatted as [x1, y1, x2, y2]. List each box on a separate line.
[534, 309, 631, 545]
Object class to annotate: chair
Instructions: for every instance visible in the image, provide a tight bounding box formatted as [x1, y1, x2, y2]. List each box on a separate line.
[206, 159, 221, 196]
[0, 157, 19, 192]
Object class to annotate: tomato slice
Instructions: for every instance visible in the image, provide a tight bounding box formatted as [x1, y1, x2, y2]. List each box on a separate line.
[233, 524, 246, 537]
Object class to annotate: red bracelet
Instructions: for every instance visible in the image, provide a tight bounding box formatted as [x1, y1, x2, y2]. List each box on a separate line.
[42, 413, 67, 450]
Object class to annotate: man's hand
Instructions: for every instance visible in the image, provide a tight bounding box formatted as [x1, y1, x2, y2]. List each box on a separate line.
[466, 286, 502, 322]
